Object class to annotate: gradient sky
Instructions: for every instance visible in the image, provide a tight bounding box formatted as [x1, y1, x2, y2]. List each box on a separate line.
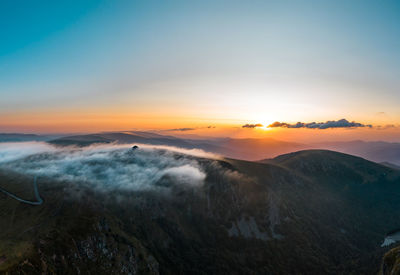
[1, 0, 400, 139]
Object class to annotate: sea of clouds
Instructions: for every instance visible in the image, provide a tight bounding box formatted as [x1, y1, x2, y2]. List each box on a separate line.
[0, 142, 221, 192]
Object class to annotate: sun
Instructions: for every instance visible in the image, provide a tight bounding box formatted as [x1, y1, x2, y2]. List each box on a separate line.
[259, 119, 274, 130]
[259, 124, 271, 131]
[245, 115, 274, 130]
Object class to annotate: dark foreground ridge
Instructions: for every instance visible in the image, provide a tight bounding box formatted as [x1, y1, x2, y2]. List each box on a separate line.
[0, 176, 43, 206]
[1, 149, 400, 274]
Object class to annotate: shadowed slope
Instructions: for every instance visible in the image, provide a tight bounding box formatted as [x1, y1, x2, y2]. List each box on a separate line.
[1, 150, 400, 274]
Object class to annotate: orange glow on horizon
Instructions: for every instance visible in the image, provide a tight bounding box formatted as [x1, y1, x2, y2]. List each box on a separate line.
[1, 110, 400, 143]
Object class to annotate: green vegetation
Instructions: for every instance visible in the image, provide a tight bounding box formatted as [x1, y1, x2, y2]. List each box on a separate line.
[1, 150, 400, 274]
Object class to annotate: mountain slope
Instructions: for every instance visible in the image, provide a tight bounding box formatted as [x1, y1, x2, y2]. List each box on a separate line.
[1, 149, 400, 274]
[49, 132, 199, 149]
[262, 149, 396, 183]
[0, 133, 52, 142]
[312, 140, 400, 166]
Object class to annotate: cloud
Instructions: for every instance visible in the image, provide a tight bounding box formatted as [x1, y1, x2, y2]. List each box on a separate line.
[166, 126, 216, 131]
[0, 142, 223, 193]
[268, 122, 290, 128]
[167, 128, 196, 131]
[163, 165, 205, 187]
[0, 142, 55, 163]
[375, 124, 398, 130]
[242, 123, 263, 129]
[268, 119, 372, 129]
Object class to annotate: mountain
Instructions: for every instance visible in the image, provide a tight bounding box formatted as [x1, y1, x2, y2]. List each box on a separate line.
[49, 132, 197, 148]
[208, 137, 306, 160]
[0, 133, 52, 142]
[261, 149, 399, 183]
[48, 132, 306, 160]
[48, 134, 113, 146]
[313, 140, 400, 166]
[381, 162, 400, 170]
[4, 131, 400, 167]
[48, 131, 400, 166]
[1, 149, 400, 274]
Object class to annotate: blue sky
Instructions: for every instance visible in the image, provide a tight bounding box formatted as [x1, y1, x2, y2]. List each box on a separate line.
[1, 0, 400, 132]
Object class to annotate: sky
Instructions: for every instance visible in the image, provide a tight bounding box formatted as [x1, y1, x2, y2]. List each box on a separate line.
[1, 0, 400, 141]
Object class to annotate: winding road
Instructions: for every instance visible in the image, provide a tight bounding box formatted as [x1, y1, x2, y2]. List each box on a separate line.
[0, 176, 43, 205]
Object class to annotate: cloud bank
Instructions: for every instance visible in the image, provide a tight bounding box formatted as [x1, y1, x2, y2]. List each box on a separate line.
[0, 142, 52, 163]
[0, 142, 223, 193]
[268, 119, 372, 129]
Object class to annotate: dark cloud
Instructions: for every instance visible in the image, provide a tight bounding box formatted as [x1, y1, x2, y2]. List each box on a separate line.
[167, 128, 196, 131]
[375, 124, 397, 130]
[268, 122, 290, 128]
[167, 126, 216, 131]
[268, 119, 372, 129]
[242, 123, 263, 129]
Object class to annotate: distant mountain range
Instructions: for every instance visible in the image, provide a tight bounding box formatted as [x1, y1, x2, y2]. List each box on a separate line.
[2, 131, 400, 166]
[1, 149, 400, 273]
[43, 131, 400, 165]
[312, 140, 400, 166]
[0, 133, 53, 142]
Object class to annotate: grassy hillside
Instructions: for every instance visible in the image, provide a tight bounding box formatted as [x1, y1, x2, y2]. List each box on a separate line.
[1, 150, 400, 274]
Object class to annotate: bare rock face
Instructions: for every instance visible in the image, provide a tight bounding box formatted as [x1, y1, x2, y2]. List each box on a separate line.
[4, 214, 159, 275]
[380, 246, 400, 275]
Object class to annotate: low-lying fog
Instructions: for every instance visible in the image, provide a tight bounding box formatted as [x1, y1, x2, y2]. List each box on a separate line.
[381, 230, 400, 247]
[0, 142, 222, 192]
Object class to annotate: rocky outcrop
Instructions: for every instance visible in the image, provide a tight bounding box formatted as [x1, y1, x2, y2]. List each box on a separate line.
[380, 246, 400, 275]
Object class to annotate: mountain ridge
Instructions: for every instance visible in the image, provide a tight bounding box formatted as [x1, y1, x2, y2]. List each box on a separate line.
[3, 131, 400, 165]
[1, 148, 400, 274]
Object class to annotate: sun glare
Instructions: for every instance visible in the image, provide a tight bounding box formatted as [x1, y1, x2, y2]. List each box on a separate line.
[260, 125, 271, 130]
